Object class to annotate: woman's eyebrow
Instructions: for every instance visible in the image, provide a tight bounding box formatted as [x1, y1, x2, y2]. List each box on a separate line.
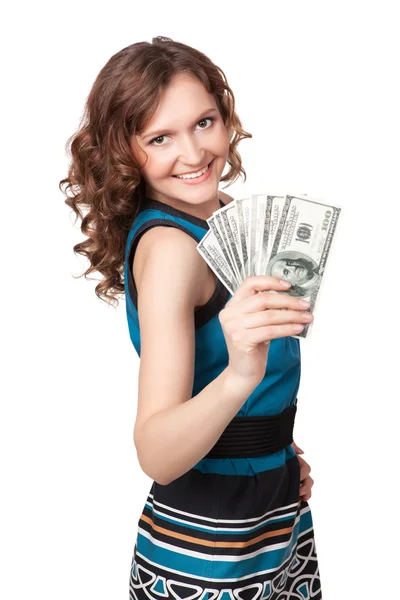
[141, 108, 219, 140]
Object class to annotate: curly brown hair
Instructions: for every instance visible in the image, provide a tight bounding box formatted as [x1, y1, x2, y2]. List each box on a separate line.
[59, 36, 252, 307]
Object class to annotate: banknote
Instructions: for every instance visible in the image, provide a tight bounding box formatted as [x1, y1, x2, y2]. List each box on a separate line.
[235, 196, 251, 277]
[210, 202, 245, 282]
[196, 228, 238, 295]
[252, 195, 286, 277]
[206, 214, 241, 287]
[265, 194, 341, 338]
[196, 193, 341, 339]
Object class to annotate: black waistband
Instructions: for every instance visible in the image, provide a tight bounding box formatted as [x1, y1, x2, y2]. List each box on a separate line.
[204, 404, 297, 459]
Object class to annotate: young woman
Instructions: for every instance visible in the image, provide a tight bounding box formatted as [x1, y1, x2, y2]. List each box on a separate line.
[60, 36, 321, 599]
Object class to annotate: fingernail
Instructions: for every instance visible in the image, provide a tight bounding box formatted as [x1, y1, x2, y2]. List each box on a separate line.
[298, 299, 310, 308]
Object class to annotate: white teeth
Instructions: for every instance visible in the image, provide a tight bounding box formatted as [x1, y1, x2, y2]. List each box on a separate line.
[176, 164, 209, 179]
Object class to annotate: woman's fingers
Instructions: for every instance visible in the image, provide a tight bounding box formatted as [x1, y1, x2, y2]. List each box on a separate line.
[219, 275, 311, 383]
[300, 475, 314, 501]
[238, 289, 310, 314]
[298, 455, 313, 501]
[291, 441, 305, 455]
[298, 455, 311, 480]
[240, 322, 307, 345]
[242, 308, 313, 329]
[226, 275, 292, 305]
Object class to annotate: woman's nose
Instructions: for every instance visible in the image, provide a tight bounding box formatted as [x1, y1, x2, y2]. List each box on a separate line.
[177, 135, 205, 166]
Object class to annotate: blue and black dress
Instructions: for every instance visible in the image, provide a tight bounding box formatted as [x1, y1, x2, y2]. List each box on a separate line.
[124, 195, 322, 600]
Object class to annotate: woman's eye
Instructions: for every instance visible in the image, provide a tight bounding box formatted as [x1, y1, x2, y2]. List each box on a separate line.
[197, 117, 214, 129]
[149, 117, 214, 146]
[150, 135, 166, 146]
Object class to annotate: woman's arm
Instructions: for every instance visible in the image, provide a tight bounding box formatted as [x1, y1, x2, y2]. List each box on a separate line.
[132, 226, 258, 486]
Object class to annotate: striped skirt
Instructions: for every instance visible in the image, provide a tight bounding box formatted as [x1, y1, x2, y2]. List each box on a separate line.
[129, 452, 322, 600]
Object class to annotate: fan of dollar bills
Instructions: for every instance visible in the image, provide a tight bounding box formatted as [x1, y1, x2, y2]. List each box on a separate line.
[196, 194, 341, 339]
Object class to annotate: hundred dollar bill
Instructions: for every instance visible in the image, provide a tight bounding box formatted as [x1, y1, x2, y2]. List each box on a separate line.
[266, 194, 341, 339]
[196, 229, 238, 295]
[250, 193, 268, 276]
[256, 195, 286, 275]
[206, 214, 241, 286]
[235, 196, 252, 278]
[212, 202, 245, 282]
[247, 195, 259, 276]
[269, 196, 287, 256]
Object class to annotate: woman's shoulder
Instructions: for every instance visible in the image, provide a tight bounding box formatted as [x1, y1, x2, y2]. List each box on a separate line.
[132, 224, 210, 307]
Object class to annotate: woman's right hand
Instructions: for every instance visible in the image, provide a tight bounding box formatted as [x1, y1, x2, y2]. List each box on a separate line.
[219, 275, 314, 387]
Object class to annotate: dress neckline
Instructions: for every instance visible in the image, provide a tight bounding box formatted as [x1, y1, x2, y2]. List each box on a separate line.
[140, 195, 226, 229]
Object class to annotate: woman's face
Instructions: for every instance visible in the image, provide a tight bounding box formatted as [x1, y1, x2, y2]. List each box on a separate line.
[131, 73, 230, 218]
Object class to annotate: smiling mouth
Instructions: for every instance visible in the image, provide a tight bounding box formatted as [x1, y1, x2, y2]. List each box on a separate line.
[172, 159, 214, 179]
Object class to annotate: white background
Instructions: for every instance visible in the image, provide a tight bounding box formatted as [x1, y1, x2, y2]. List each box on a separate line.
[2, 1, 399, 598]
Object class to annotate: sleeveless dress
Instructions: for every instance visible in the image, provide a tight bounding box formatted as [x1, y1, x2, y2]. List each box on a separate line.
[124, 195, 322, 600]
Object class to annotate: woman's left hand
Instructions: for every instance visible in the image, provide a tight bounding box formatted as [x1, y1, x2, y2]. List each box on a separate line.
[291, 441, 314, 502]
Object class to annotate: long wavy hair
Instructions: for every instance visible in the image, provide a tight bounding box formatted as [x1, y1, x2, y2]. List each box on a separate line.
[59, 36, 252, 307]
